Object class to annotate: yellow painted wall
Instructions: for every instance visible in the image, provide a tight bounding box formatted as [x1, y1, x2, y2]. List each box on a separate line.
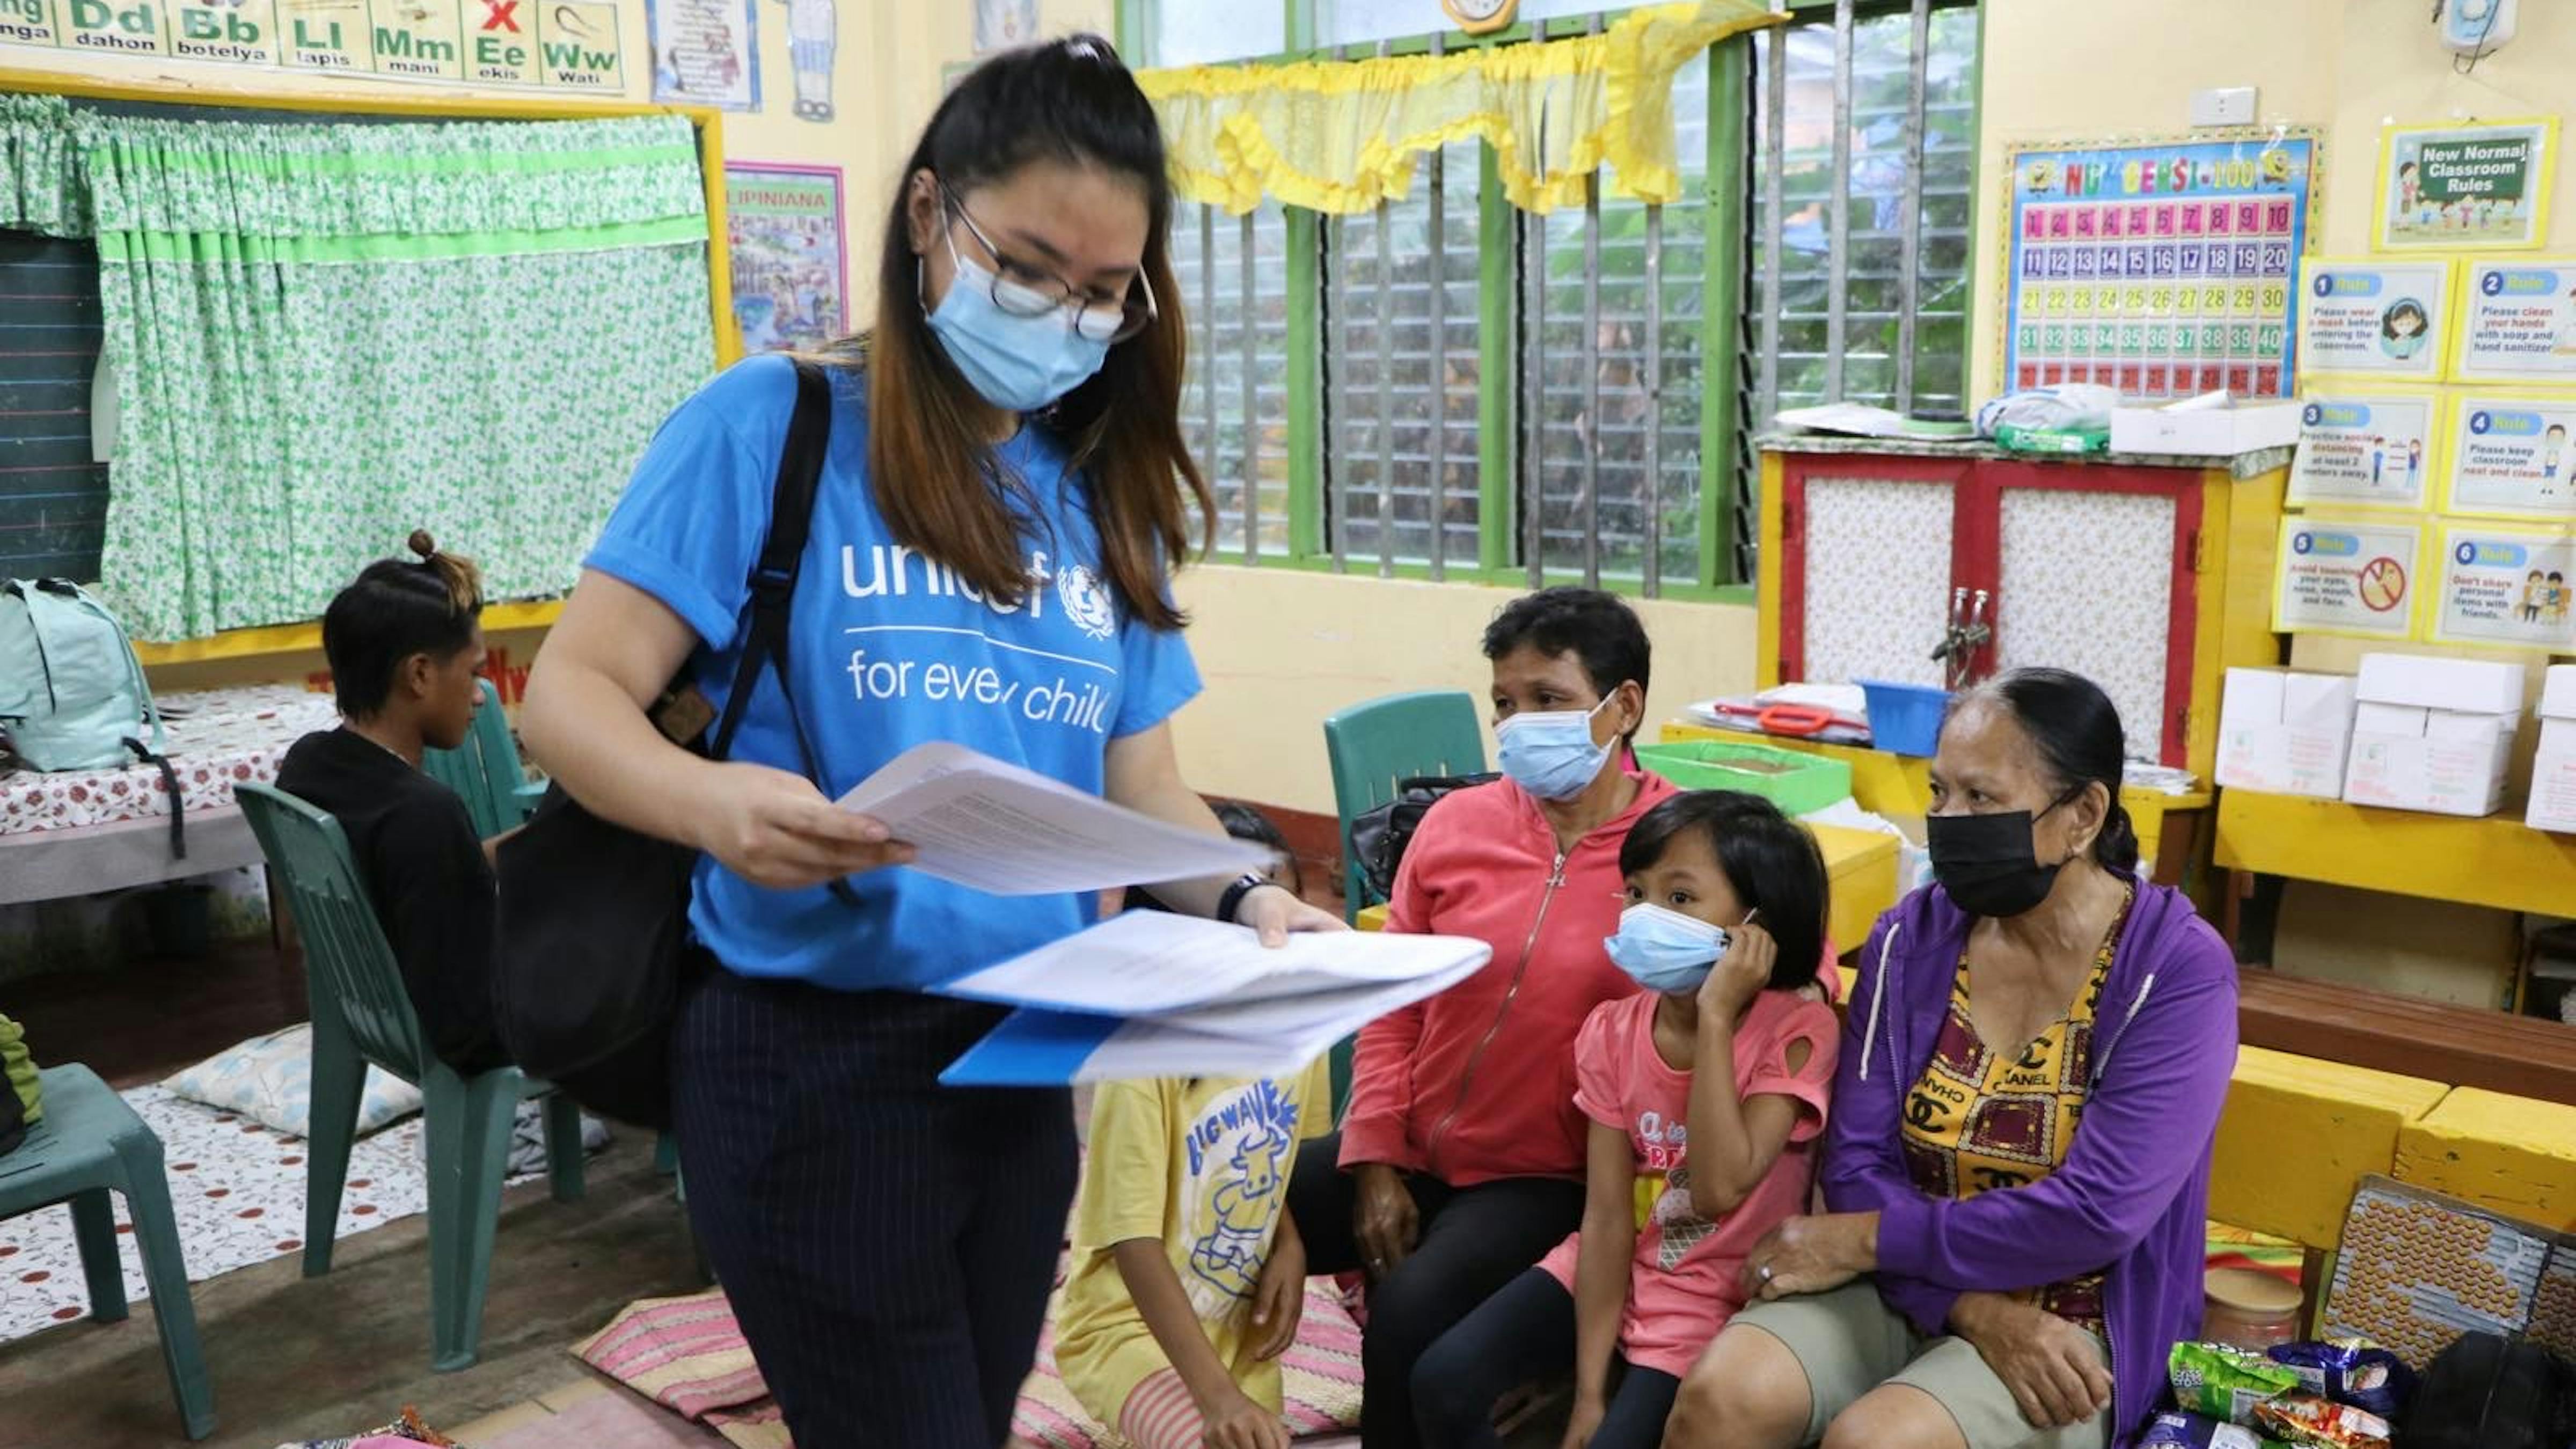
[1169, 565, 1758, 815]
[1971, 0, 2576, 401]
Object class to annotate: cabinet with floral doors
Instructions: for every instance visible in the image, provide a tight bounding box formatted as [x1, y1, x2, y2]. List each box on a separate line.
[1754, 437, 2291, 782]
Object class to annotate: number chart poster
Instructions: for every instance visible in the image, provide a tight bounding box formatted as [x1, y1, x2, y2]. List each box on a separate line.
[724, 163, 846, 356]
[2446, 392, 2576, 522]
[2377, 119, 2556, 252]
[2288, 391, 2435, 510]
[2433, 524, 2576, 651]
[2001, 131, 2319, 401]
[2274, 515, 2423, 640]
[0, 0, 626, 91]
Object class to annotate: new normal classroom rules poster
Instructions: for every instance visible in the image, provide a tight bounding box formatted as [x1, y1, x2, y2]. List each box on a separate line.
[2377, 119, 2557, 252]
[2001, 130, 2318, 400]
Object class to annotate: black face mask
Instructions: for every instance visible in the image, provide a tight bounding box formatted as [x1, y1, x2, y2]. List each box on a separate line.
[1925, 791, 2079, 919]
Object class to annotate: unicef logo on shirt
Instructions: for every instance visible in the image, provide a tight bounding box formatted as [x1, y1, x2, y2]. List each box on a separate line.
[1058, 563, 1117, 641]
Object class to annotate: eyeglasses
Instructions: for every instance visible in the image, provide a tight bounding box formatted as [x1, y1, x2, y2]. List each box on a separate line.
[942, 184, 1158, 344]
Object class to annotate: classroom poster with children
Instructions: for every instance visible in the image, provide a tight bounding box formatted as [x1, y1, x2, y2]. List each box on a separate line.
[2376, 119, 2557, 252]
[723, 163, 847, 355]
[2296, 260, 2455, 381]
[2431, 525, 2576, 650]
[2288, 391, 2436, 509]
[2273, 516, 2424, 640]
[2456, 259, 2576, 385]
[2445, 393, 2576, 522]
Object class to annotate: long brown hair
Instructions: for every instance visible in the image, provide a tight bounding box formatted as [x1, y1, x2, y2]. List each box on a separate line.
[862, 35, 1209, 630]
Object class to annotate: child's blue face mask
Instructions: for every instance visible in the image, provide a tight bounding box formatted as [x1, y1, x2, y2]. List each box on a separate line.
[1494, 696, 1615, 801]
[1604, 903, 1733, 996]
[924, 240, 1112, 414]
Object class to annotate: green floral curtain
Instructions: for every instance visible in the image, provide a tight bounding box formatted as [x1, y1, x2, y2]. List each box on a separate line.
[74, 110, 717, 639]
[0, 93, 82, 237]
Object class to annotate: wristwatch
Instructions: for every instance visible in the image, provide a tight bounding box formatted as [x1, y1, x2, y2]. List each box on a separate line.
[1217, 873, 1273, 925]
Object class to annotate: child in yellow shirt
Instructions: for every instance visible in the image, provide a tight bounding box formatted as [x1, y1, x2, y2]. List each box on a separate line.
[1056, 1060, 1334, 1449]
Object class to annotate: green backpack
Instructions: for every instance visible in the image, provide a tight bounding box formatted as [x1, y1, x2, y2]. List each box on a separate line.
[0, 1013, 38, 1156]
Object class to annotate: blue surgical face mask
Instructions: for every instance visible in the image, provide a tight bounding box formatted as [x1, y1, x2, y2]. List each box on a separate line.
[924, 245, 1111, 414]
[1495, 696, 1615, 801]
[1605, 903, 1733, 996]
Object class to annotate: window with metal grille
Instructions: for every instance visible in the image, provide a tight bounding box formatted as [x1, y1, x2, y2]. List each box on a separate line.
[1143, 1, 1980, 593]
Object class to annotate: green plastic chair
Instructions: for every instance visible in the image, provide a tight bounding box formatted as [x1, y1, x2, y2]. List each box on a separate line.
[235, 782, 584, 1372]
[1321, 690, 1488, 1117]
[0, 1064, 215, 1439]
[1322, 689, 1489, 921]
[420, 678, 542, 840]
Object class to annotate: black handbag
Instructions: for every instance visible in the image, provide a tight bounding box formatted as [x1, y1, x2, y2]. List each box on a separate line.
[1347, 772, 1497, 905]
[2401, 1331, 2576, 1449]
[493, 359, 843, 1130]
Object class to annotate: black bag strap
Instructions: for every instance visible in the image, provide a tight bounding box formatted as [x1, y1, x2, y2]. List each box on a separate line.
[705, 358, 859, 905]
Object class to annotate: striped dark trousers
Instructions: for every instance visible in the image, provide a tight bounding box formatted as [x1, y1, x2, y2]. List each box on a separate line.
[672, 965, 1077, 1448]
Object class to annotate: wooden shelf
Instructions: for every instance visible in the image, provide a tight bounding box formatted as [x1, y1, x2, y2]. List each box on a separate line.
[2214, 788, 2576, 917]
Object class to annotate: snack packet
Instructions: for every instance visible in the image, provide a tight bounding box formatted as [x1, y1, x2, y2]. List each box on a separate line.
[2171, 1342, 2303, 1424]
[2265, 1339, 2416, 1418]
[2139, 1410, 2287, 1448]
[2249, 1393, 2392, 1448]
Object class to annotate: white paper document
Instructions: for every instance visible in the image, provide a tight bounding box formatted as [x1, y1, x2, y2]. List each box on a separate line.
[836, 742, 1274, 895]
[939, 910, 1490, 1013]
[935, 912, 1494, 1086]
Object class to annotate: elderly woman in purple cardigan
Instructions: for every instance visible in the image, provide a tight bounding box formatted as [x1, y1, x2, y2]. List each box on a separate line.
[1664, 668, 2238, 1449]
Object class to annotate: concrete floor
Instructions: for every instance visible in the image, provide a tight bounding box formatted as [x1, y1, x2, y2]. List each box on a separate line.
[0, 1133, 705, 1449]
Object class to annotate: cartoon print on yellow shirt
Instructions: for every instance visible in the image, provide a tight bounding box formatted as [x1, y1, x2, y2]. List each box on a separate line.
[1179, 1078, 1303, 1309]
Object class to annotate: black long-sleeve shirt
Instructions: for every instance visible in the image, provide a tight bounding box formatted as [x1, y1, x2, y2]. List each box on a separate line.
[275, 727, 506, 1073]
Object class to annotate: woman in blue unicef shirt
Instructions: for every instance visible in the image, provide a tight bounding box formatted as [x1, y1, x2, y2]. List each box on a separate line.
[519, 36, 1341, 1449]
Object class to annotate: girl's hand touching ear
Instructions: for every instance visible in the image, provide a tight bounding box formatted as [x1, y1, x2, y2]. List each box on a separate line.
[1696, 918, 1776, 1020]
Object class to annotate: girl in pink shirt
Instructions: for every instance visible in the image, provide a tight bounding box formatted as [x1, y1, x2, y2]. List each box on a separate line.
[1411, 792, 1840, 1449]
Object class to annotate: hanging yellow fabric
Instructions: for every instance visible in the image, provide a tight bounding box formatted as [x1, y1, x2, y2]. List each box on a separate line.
[1139, 0, 1781, 218]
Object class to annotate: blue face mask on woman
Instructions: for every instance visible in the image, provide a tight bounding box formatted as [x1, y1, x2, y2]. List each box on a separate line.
[925, 246, 1112, 414]
[1495, 696, 1615, 801]
[1604, 903, 1734, 996]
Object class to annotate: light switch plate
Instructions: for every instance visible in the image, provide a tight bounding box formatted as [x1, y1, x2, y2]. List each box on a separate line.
[2191, 86, 2257, 128]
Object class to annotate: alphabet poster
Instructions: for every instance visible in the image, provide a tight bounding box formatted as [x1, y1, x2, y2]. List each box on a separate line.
[2288, 391, 2436, 510]
[2273, 515, 2424, 640]
[647, 0, 756, 110]
[2445, 392, 2576, 522]
[2377, 119, 2556, 252]
[2296, 259, 2454, 381]
[2456, 258, 2576, 385]
[2432, 524, 2576, 650]
[0, 0, 626, 90]
[1999, 130, 2319, 401]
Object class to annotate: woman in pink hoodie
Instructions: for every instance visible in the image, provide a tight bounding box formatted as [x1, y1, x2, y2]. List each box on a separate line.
[1287, 588, 1678, 1449]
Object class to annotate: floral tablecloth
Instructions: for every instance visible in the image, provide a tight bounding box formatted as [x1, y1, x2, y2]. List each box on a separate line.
[0, 685, 338, 837]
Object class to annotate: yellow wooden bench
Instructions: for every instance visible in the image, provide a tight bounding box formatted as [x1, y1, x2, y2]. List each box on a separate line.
[2210, 1047, 2449, 1250]
[2394, 1088, 2576, 1232]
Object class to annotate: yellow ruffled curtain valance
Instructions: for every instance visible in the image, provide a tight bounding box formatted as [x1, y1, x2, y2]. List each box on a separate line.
[1139, 0, 1782, 218]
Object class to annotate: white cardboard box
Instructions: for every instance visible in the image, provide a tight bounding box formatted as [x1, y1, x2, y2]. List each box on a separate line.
[2354, 654, 2527, 716]
[2529, 666, 2576, 833]
[2110, 396, 2302, 457]
[2216, 668, 2355, 799]
[2342, 660, 2518, 816]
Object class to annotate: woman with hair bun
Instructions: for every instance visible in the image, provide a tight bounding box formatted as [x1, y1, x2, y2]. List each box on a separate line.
[276, 530, 508, 1073]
